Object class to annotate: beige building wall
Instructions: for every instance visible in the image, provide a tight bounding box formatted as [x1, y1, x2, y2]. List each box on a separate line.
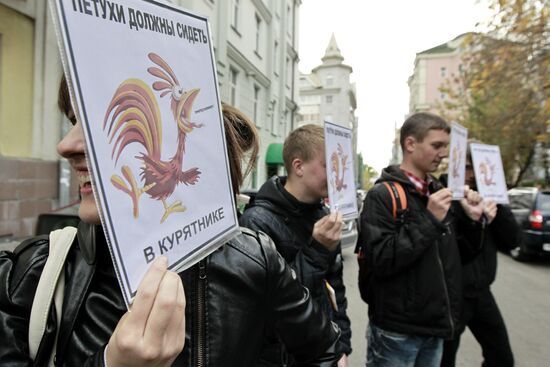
[0, 0, 73, 238]
[0, 3, 34, 157]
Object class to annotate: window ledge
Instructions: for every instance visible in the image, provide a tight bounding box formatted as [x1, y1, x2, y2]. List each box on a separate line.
[231, 26, 241, 37]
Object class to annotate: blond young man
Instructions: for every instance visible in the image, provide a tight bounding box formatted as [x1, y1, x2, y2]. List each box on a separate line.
[241, 124, 351, 367]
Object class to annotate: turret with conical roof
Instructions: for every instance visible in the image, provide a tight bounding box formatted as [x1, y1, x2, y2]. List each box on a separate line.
[313, 34, 352, 72]
[322, 33, 344, 64]
[299, 33, 358, 164]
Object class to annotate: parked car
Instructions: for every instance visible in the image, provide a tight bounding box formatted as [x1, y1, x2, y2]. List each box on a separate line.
[508, 187, 550, 261]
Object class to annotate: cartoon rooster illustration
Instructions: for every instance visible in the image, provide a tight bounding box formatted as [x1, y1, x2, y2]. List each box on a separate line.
[330, 143, 348, 192]
[451, 144, 462, 178]
[103, 53, 202, 223]
[479, 157, 497, 186]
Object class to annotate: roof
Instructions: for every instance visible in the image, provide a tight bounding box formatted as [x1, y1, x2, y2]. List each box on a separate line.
[418, 32, 473, 55]
[322, 33, 344, 62]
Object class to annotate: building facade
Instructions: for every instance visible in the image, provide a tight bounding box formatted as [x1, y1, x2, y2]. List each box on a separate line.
[390, 34, 468, 164]
[180, 0, 301, 187]
[297, 34, 359, 174]
[407, 33, 468, 115]
[0, 0, 300, 237]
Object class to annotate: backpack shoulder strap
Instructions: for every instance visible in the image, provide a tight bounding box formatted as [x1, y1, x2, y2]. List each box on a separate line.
[382, 181, 408, 220]
[28, 226, 77, 364]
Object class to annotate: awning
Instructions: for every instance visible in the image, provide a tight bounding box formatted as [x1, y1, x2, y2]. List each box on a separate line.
[265, 143, 284, 165]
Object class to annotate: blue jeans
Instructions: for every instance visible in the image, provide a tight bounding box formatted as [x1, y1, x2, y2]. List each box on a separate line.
[366, 322, 443, 367]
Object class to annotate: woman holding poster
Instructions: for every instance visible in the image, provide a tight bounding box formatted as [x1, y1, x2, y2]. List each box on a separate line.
[0, 78, 340, 366]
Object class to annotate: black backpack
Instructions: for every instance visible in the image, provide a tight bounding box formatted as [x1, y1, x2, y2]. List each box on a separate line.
[356, 181, 408, 303]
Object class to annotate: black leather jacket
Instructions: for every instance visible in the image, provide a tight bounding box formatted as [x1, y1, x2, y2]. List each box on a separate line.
[0, 222, 340, 366]
[462, 204, 519, 297]
[359, 166, 484, 339]
[240, 177, 351, 359]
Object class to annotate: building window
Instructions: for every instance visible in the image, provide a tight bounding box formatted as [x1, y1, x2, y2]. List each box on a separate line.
[271, 100, 278, 135]
[325, 95, 333, 104]
[284, 110, 290, 137]
[255, 14, 262, 55]
[231, 0, 239, 29]
[273, 41, 279, 76]
[251, 161, 258, 189]
[230, 67, 238, 105]
[286, 57, 291, 88]
[440, 66, 447, 77]
[253, 85, 261, 126]
[286, 4, 292, 35]
[326, 75, 333, 86]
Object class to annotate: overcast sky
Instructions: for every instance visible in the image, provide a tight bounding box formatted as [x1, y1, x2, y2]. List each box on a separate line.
[298, 0, 493, 173]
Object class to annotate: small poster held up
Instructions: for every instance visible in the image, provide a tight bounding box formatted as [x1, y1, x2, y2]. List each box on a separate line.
[51, 0, 239, 306]
[324, 121, 358, 219]
[447, 122, 468, 199]
[470, 143, 509, 204]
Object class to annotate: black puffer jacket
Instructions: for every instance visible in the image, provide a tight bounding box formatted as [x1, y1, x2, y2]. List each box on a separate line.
[240, 176, 351, 359]
[0, 222, 340, 366]
[359, 166, 484, 339]
[462, 204, 519, 297]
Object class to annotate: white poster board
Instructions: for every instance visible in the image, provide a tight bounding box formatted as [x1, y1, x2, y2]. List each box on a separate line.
[51, 0, 239, 306]
[470, 143, 509, 204]
[447, 122, 468, 199]
[324, 121, 358, 219]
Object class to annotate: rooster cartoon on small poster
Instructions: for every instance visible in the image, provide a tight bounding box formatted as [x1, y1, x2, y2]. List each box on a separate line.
[324, 121, 358, 219]
[470, 143, 509, 204]
[448, 122, 468, 199]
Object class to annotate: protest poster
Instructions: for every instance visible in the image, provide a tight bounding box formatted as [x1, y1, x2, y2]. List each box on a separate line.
[51, 0, 239, 306]
[324, 121, 358, 219]
[470, 143, 509, 204]
[447, 122, 468, 199]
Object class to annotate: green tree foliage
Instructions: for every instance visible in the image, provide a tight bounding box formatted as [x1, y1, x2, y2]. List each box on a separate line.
[362, 164, 379, 190]
[440, 0, 549, 186]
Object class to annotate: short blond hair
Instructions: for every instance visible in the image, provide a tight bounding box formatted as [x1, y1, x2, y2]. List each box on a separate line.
[283, 124, 324, 174]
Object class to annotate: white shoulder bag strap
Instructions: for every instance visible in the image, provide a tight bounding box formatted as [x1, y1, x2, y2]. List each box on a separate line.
[28, 226, 77, 365]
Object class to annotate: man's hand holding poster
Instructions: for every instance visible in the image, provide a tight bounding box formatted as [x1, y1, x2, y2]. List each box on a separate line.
[51, 0, 239, 306]
[324, 121, 358, 219]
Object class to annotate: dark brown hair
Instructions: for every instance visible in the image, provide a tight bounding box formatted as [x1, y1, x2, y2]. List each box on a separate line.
[282, 124, 324, 173]
[58, 74, 71, 117]
[222, 103, 259, 195]
[400, 112, 450, 151]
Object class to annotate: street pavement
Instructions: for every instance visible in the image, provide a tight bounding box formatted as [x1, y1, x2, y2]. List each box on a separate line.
[341, 246, 550, 366]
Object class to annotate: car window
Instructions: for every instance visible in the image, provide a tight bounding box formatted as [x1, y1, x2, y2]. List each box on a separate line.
[508, 193, 535, 210]
[536, 193, 550, 211]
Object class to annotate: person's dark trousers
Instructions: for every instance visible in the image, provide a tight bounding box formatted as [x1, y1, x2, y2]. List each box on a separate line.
[441, 288, 514, 367]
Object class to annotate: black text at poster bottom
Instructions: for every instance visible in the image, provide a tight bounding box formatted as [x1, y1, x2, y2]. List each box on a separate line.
[143, 207, 225, 263]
